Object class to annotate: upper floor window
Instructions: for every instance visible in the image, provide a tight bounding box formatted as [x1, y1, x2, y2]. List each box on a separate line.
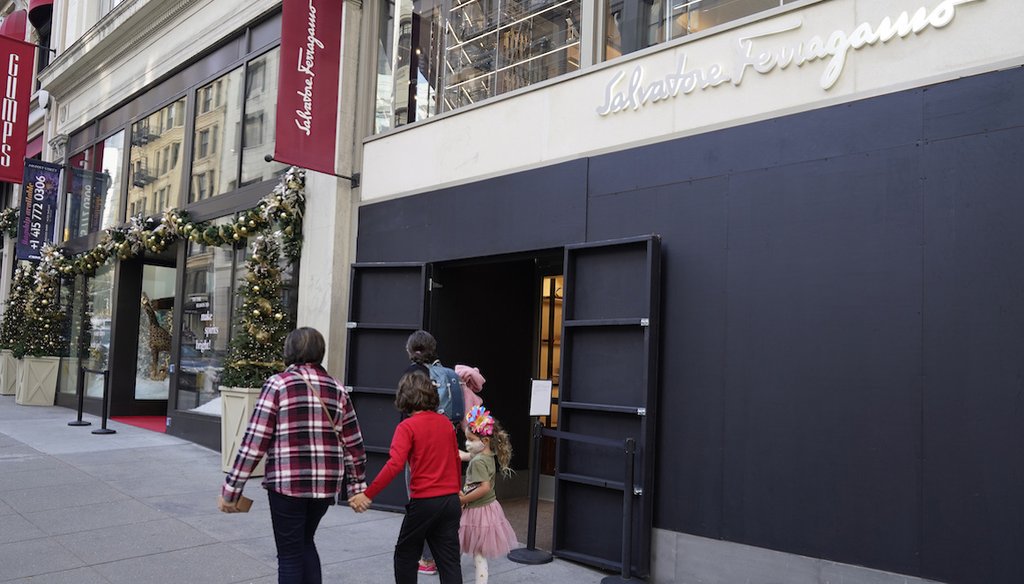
[375, 0, 582, 133]
[607, 0, 798, 59]
[63, 0, 128, 50]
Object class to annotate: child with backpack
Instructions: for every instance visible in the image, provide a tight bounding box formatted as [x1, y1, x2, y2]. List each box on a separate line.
[459, 406, 518, 584]
[404, 329, 464, 574]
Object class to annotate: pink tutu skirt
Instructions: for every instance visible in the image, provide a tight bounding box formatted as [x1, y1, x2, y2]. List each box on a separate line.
[459, 500, 518, 558]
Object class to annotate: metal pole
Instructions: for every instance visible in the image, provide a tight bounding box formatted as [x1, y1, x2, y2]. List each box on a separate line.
[602, 437, 637, 583]
[91, 369, 115, 435]
[507, 420, 553, 565]
[67, 364, 91, 426]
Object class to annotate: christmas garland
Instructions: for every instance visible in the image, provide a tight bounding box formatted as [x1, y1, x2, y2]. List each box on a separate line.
[0, 207, 18, 239]
[24, 167, 305, 368]
[45, 167, 306, 279]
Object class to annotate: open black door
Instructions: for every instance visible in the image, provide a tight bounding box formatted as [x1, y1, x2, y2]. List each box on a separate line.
[344, 263, 428, 510]
[552, 236, 661, 577]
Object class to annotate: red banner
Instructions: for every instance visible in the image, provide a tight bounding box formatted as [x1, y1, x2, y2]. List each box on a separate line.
[274, 0, 342, 176]
[0, 35, 34, 183]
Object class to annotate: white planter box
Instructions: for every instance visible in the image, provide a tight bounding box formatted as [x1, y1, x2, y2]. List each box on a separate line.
[0, 350, 17, 396]
[220, 386, 266, 477]
[16, 356, 60, 406]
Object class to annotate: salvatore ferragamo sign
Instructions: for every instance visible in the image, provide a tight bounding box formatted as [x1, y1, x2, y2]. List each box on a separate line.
[274, 0, 343, 175]
[596, 0, 980, 117]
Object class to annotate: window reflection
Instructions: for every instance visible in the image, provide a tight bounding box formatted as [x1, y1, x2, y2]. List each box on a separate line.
[128, 99, 185, 217]
[191, 67, 244, 202]
[606, 0, 795, 59]
[177, 218, 236, 415]
[444, 0, 581, 110]
[374, 0, 581, 132]
[57, 265, 114, 398]
[241, 48, 286, 186]
[64, 131, 124, 240]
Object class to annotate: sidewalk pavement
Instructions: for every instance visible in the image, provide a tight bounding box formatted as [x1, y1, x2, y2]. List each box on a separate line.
[0, 396, 606, 584]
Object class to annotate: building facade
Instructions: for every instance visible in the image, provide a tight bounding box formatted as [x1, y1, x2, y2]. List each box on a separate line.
[29, 0, 359, 448]
[7, 0, 1021, 582]
[348, 0, 1024, 583]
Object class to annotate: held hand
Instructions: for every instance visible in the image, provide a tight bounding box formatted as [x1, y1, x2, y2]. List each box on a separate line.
[348, 492, 371, 513]
[218, 495, 240, 513]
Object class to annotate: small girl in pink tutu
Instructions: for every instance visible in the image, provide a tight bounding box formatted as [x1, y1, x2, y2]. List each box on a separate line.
[458, 406, 517, 584]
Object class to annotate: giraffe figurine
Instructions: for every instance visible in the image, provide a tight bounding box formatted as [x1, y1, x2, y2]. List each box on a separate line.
[141, 292, 172, 381]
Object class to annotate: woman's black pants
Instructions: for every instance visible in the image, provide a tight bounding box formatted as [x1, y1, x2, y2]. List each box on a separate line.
[267, 490, 332, 584]
[394, 494, 462, 584]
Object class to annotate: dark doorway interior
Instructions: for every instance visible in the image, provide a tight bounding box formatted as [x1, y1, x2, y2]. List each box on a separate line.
[428, 258, 536, 473]
[426, 250, 561, 549]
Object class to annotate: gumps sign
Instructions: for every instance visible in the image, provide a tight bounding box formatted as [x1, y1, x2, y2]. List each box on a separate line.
[596, 0, 980, 117]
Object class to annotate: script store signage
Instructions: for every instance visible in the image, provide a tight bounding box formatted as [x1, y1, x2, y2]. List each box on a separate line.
[596, 0, 981, 117]
[273, 0, 343, 175]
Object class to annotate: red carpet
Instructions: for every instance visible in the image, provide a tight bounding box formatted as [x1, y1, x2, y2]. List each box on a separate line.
[110, 416, 167, 433]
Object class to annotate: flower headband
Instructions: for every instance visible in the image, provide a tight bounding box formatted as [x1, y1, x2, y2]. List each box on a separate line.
[465, 405, 494, 437]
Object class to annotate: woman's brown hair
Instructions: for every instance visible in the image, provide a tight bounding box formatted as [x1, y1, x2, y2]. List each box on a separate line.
[394, 370, 439, 414]
[284, 327, 325, 366]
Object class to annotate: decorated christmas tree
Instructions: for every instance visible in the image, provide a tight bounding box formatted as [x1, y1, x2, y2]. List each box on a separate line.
[23, 247, 68, 358]
[220, 234, 293, 388]
[1, 263, 35, 356]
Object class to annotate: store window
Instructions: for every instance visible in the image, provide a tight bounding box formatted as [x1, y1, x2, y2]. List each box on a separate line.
[128, 98, 185, 218]
[57, 264, 114, 398]
[605, 0, 797, 59]
[176, 217, 297, 415]
[64, 131, 124, 240]
[375, 0, 581, 132]
[189, 48, 285, 200]
[241, 48, 286, 186]
[176, 218, 238, 415]
[190, 67, 244, 202]
[136, 265, 176, 400]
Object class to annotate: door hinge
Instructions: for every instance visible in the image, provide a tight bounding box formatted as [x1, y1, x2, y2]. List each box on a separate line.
[640, 318, 649, 327]
[346, 322, 357, 329]
[636, 407, 646, 417]
[429, 278, 443, 291]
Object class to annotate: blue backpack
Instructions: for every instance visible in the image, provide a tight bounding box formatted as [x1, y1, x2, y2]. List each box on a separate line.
[426, 361, 465, 425]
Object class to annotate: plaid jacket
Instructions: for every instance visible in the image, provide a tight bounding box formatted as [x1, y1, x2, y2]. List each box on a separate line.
[222, 363, 367, 502]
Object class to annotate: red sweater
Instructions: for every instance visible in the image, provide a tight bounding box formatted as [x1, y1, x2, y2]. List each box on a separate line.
[364, 411, 461, 500]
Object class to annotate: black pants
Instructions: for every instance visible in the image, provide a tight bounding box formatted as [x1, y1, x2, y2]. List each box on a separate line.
[394, 494, 462, 584]
[267, 490, 332, 584]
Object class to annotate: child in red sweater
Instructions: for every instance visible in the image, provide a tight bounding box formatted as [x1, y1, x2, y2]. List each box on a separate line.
[349, 370, 463, 584]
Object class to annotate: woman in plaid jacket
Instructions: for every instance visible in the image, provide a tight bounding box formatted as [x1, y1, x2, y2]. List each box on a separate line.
[219, 327, 367, 584]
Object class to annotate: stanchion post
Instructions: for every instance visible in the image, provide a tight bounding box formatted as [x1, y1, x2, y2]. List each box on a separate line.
[67, 364, 91, 426]
[507, 419, 553, 565]
[601, 437, 637, 583]
[91, 369, 115, 435]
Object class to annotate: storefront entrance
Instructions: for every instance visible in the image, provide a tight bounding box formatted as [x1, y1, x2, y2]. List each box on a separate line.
[344, 237, 660, 576]
[56, 249, 178, 419]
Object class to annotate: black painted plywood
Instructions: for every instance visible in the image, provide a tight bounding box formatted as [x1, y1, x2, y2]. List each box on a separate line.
[920, 127, 1024, 584]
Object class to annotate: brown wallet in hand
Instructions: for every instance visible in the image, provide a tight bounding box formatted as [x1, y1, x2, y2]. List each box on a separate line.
[236, 495, 253, 512]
